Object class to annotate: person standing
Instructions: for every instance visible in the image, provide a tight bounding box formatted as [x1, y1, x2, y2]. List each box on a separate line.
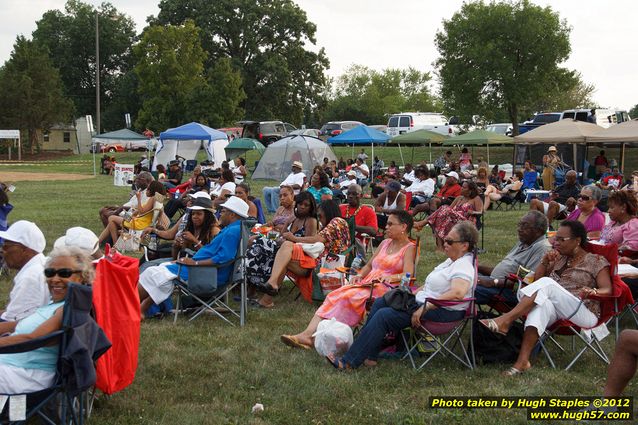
[0, 221, 48, 322]
[542, 146, 561, 190]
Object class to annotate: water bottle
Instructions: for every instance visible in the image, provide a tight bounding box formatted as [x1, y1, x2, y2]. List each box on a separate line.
[400, 273, 411, 291]
[350, 255, 363, 275]
[149, 233, 158, 250]
[174, 189, 180, 200]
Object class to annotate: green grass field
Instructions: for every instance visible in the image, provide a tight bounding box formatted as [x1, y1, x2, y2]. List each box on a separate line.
[0, 152, 636, 424]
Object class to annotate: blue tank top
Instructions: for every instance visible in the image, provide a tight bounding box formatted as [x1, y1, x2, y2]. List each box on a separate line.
[0, 301, 64, 371]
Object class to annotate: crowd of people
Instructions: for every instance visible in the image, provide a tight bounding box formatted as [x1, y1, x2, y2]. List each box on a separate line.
[2, 144, 638, 403]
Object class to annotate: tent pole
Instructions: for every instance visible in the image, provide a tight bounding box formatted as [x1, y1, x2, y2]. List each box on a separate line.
[573, 144, 578, 174]
[429, 143, 432, 164]
[371, 143, 375, 182]
[621, 143, 626, 174]
[398, 143, 405, 167]
[92, 140, 96, 176]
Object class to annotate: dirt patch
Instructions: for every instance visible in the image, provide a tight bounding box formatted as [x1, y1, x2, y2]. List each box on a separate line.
[0, 171, 93, 182]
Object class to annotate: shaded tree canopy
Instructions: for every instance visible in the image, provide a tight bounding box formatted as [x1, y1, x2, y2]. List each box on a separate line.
[151, 0, 329, 126]
[435, 0, 589, 134]
[33, 0, 137, 131]
[0, 36, 73, 153]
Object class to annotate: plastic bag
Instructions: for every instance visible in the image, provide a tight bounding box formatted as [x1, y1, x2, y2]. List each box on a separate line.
[312, 318, 354, 357]
[317, 254, 345, 295]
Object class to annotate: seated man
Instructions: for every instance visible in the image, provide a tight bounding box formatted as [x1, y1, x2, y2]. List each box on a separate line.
[374, 180, 406, 229]
[331, 170, 357, 200]
[0, 221, 48, 322]
[529, 169, 579, 228]
[351, 158, 370, 187]
[137, 196, 248, 315]
[474, 211, 550, 306]
[398, 163, 415, 187]
[406, 167, 435, 208]
[99, 171, 154, 227]
[412, 170, 461, 215]
[159, 160, 183, 189]
[262, 161, 306, 213]
[340, 184, 378, 254]
[598, 167, 623, 191]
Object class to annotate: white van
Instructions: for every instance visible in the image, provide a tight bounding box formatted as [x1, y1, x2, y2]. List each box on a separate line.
[386, 112, 453, 137]
[560, 108, 630, 128]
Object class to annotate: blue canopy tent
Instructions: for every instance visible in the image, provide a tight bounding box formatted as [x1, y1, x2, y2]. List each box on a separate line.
[328, 125, 390, 180]
[155, 122, 229, 170]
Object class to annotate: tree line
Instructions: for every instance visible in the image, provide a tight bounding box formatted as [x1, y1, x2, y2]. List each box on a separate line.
[0, 0, 613, 153]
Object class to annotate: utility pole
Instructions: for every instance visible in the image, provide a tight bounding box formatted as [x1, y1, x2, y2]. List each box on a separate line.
[95, 10, 100, 135]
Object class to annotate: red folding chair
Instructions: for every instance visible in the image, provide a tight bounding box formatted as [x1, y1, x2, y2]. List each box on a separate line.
[538, 242, 634, 370]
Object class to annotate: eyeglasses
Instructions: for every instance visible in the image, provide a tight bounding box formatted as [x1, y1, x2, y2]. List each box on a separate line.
[578, 195, 591, 201]
[443, 239, 464, 245]
[554, 236, 574, 243]
[44, 268, 82, 278]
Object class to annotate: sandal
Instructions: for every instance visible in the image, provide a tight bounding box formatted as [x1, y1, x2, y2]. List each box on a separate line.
[280, 335, 312, 350]
[479, 319, 507, 336]
[502, 366, 525, 376]
[326, 355, 351, 371]
[252, 281, 279, 296]
[249, 299, 275, 309]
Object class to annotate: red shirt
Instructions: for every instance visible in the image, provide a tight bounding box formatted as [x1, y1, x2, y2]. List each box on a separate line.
[436, 183, 462, 199]
[602, 175, 623, 189]
[340, 204, 378, 240]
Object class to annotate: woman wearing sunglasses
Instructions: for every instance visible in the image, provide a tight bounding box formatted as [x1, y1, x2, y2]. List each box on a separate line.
[0, 247, 93, 393]
[326, 221, 477, 370]
[480, 220, 612, 376]
[565, 184, 605, 240]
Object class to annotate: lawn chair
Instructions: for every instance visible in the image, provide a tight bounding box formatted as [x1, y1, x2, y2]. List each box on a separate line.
[536, 242, 634, 370]
[0, 284, 111, 425]
[252, 198, 266, 224]
[494, 189, 525, 211]
[402, 249, 478, 370]
[172, 218, 255, 326]
[184, 160, 197, 173]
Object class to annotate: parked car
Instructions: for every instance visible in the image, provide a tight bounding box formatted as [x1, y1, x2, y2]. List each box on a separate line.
[518, 112, 561, 134]
[485, 123, 513, 137]
[386, 112, 452, 137]
[369, 124, 387, 133]
[238, 120, 296, 145]
[289, 128, 321, 138]
[319, 121, 364, 139]
[127, 139, 156, 151]
[560, 108, 631, 128]
[91, 143, 125, 153]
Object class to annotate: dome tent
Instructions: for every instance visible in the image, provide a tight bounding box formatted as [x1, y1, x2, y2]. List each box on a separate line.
[252, 135, 337, 181]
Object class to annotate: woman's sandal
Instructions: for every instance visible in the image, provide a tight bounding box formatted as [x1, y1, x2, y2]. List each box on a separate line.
[252, 281, 279, 296]
[326, 355, 351, 371]
[280, 335, 312, 350]
[502, 366, 525, 377]
[479, 319, 507, 336]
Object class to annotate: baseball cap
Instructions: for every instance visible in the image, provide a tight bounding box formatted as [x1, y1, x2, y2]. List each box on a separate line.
[386, 181, 402, 192]
[54, 227, 99, 255]
[346, 170, 357, 177]
[548, 146, 557, 152]
[0, 220, 46, 253]
[445, 171, 460, 180]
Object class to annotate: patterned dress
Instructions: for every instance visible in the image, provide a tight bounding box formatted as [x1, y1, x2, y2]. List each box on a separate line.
[315, 239, 414, 327]
[426, 201, 476, 240]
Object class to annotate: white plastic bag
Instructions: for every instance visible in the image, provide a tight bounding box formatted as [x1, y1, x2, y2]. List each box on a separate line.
[312, 318, 354, 357]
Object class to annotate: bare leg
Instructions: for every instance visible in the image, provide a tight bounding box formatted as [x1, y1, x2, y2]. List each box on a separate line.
[138, 284, 154, 315]
[266, 241, 295, 290]
[603, 330, 638, 397]
[510, 327, 537, 372]
[529, 198, 544, 213]
[430, 197, 442, 212]
[546, 201, 560, 224]
[290, 314, 323, 346]
[411, 202, 429, 215]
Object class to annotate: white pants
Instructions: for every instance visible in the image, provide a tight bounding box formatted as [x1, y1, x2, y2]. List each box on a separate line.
[0, 363, 55, 393]
[518, 277, 606, 339]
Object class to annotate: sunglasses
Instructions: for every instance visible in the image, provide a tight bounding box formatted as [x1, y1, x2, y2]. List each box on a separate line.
[44, 268, 82, 278]
[443, 239, 464, 245]
[578, 195, 591, 201]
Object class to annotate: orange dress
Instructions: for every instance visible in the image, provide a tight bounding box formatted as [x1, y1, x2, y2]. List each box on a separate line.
[315, 239, 414, 327]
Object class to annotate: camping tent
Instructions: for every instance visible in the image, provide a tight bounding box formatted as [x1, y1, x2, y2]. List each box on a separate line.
[443, 129, 513, 165]
[328, 125, 390, 179]
[514, 119, 605, 173]
[252, 135, 337, 181]
[92, 129, 151, 175]
[390, 129, 449, 164]
[154, 122, 228, 170]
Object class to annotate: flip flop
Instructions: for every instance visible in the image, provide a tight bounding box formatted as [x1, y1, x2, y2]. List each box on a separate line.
[280, 335, 312, 350]
[502, 366, 525, 377]
[326, 355, 351, 371]
[479, 319, 507, 336]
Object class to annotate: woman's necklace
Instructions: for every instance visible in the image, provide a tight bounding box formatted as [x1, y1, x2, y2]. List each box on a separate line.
[567, 250, 585, 268]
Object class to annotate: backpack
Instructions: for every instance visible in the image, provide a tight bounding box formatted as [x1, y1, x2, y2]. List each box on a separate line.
[473, 311, 523, 364]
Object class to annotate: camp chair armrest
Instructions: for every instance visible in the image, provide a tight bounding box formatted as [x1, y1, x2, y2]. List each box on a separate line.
[427, 297, 474, 308]
[0, 329, 64, 355]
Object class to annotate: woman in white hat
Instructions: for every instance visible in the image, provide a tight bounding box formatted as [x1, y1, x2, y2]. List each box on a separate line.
[542, 146, 560, 190]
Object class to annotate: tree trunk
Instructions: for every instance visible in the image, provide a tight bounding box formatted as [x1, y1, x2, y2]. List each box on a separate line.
[28, 128, 38, 155]
[508, 103, 519, 136]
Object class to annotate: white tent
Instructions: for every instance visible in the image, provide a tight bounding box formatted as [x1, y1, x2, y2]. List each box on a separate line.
[252, 135, 337, 181]
[153, 122, 228, 170]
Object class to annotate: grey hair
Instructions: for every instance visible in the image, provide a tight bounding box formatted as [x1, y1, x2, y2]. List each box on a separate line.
[347, 184, 363, 194]
[452, 221, 479, 251]
[137, 171, 154, 182]
[46, 246, 95, 285]
[524, 210, 548, 233]
[583, 184, 602, 201]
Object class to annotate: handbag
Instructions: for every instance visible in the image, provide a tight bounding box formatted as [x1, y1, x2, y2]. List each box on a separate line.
[299, 242, 325, 259]
[113, 229, 141, 252]
[383, 288, 419, 314]
[317, 253, 346, 295]
[156, 210, 170, 230]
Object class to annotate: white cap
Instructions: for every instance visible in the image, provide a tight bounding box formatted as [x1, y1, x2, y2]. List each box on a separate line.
[346, 170, 357, 177]
[219, 196, 249, 218]
[0, 220, 46, 253]
[445, 171, 459, 180]
[190, 191, 211, 200]
[54, 227, 99, 255]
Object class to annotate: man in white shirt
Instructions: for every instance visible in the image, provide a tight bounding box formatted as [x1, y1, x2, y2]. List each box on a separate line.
[357, 149, 368, 163]
[0, 220, 49, 322]
[262, 161, 307, 213]
[99, 171, 153, 227]
[331, 170, 357, 201]
[399, 163, 416, 186]
[405, 167, 435, 206]
[352, 158, 370, 187]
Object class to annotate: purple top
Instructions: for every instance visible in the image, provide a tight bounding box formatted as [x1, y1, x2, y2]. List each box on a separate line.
[600, 217, 638, 251]
[566, 208, 605, 234]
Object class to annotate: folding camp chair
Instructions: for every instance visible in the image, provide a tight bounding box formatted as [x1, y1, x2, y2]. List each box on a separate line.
[494, 190, 525, 211]
[184, 160, 197, 173]
[252, 198, 267, 224]
[401, 250, 478, 371]
[534, 242, 633, 370]
[172, 218, 255, 326]
[0, 284, 111, 425]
